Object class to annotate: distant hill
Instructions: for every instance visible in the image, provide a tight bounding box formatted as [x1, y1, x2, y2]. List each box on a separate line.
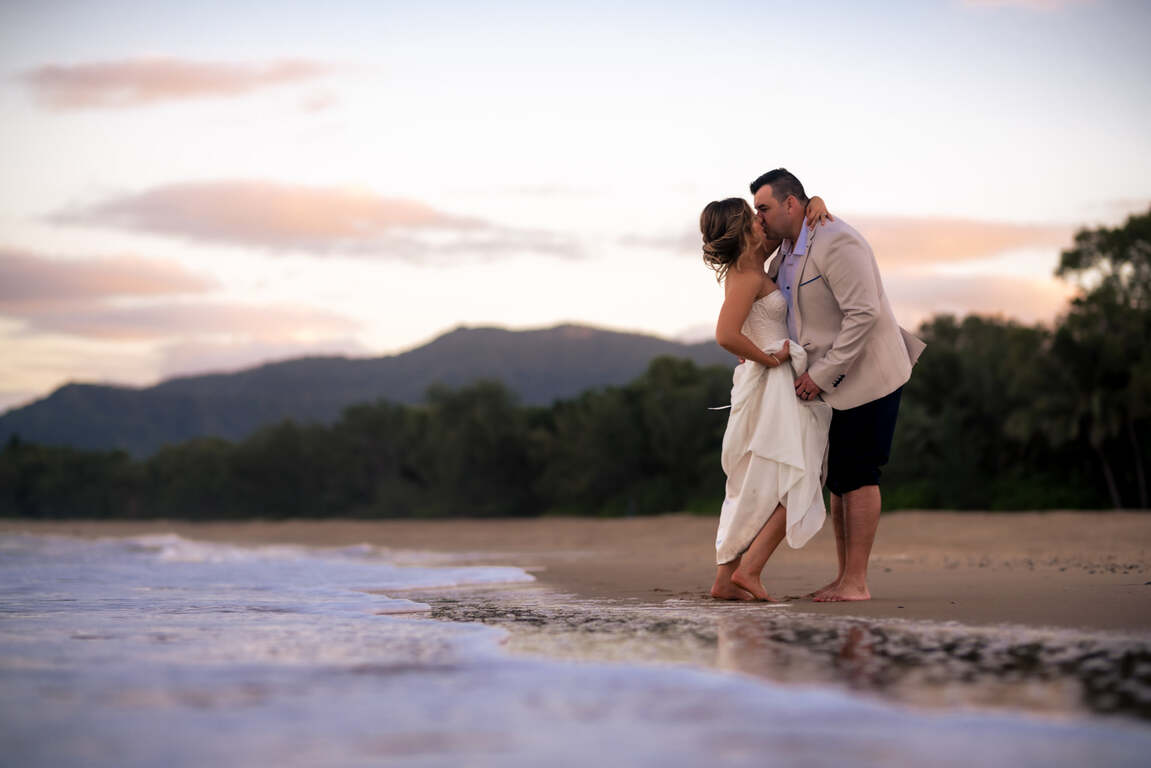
[0, 324, 733, 456]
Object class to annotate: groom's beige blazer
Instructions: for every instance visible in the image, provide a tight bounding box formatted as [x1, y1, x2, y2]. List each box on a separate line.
[768, 218, 926, 411]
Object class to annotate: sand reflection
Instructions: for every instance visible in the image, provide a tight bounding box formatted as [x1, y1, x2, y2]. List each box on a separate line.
[430, 588, 1148, 721]
[714, 611, 1098, 715]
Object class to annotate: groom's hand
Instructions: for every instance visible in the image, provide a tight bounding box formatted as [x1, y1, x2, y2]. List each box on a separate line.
[794, 372, 822, 401]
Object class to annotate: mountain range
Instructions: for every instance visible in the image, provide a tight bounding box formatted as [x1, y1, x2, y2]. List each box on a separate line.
[0, 324, 732, 456]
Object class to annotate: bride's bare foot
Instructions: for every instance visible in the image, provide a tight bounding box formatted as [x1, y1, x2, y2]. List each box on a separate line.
[812, 581, 871, 602]
[730, 570, 776, 602]
[805, 578, 842, 599]
[710, 581, 756, 601]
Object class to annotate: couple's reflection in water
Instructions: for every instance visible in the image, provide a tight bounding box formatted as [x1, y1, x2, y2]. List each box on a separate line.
[711, 612, 1097, 716]
[715, 615, 879, 691]
[431, 591, 1140, 720]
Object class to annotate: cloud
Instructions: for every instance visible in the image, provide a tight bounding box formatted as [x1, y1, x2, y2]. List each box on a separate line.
[0, 249, 357, 343]
[621, 215, 1080, 327]
[886, 272, 1077, 329]
[620, 232, 704, 253]
[621, 216, 1074, 267]
[21, 58, 331, 109]
[813, 217, 1077, 326]
[54, 180, 581, 259]
[851, 217, 1074, 269]
[387, 228, 582, 261]
[8, 301, 359, 341]
[56, 181, 480, 245]
[0, 249, 218, 313]
[300, 90, 338, 113]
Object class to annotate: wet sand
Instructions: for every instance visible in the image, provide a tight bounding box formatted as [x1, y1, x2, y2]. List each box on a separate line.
[5, 511, 1149, 633]
[6, 511, 1151, 722]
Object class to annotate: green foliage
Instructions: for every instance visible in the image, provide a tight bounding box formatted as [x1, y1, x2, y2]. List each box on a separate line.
[533, 357, 731, 516]
[885, 315, 1063, 508]
[1049, 208, 1151, 508]
[1, 210, 1148, 517]
[144, 438, 236, 518]
[407, 380, 537, 517]
[0, 435, 139, 518]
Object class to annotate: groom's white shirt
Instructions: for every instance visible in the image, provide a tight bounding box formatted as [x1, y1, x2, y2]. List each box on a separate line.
[777, 218, 809, 342]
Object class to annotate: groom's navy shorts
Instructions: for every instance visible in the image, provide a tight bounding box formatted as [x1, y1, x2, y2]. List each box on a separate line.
[826, 385, 903, 496]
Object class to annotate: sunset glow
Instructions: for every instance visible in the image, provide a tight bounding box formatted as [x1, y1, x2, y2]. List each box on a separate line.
[1, 0, 1148, 410]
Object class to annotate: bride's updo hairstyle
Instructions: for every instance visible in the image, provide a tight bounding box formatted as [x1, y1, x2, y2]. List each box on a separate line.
[700, 197, 755, 283]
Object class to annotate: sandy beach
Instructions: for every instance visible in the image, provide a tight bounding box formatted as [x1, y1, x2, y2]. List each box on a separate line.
[5, 511, 1149, 633]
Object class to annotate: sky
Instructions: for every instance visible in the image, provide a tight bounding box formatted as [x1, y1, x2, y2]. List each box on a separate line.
[1, 0, 1149, 412]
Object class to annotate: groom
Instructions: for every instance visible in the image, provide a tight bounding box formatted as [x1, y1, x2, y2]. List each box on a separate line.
[752, 168, 925, 602]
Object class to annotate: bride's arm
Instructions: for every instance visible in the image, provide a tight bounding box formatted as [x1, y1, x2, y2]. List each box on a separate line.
[715, 272, 790, 367]
[806, 196, 834, 227]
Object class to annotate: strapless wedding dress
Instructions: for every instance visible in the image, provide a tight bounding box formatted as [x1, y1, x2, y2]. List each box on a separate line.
[715, 290, 832, 564]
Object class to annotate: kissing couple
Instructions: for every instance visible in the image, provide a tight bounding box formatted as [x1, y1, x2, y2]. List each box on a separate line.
[701, 168, 925, 603]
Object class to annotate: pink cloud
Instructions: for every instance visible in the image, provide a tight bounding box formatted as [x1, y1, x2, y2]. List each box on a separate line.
[628, 216, 1074, 267]
[0, 249, 218, 313]
[886, 272, 1078, 330]
[21, 58, 331, 109]
[633, 214, 1081, 326]
[10, 301, 359, 341]
[850, 217, 1077, 327]
[0, 250, 358, 341]
[55, 180, 580, 259]
[300, 90, 338, 113]
[851, 217, 1074, 269]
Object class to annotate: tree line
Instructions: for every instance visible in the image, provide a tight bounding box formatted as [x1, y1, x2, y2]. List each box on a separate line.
[2, 210, 1148, 518]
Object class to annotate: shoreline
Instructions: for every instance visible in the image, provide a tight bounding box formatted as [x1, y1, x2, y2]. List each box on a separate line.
[5, 513, 1151, 723]
[3, 511, 1149, 634]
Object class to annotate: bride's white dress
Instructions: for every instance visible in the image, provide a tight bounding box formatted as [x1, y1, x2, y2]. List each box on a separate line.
[715, 290, 832, 564]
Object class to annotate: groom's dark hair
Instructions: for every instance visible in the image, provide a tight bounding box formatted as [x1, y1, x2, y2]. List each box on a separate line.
[750, 168, 808, 205]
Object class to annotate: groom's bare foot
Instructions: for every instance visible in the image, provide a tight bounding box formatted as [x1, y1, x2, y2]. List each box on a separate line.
[730, 570, 777, 602]
[710, 582, 756, 601]
[812, 582, 870, 602]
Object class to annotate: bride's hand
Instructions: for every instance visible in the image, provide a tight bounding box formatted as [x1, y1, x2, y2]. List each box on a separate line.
[775, 340, 791, 364]
[805, 196, 833, 228]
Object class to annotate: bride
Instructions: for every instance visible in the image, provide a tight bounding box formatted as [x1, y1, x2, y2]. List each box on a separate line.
[701, 197, 833, 602]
